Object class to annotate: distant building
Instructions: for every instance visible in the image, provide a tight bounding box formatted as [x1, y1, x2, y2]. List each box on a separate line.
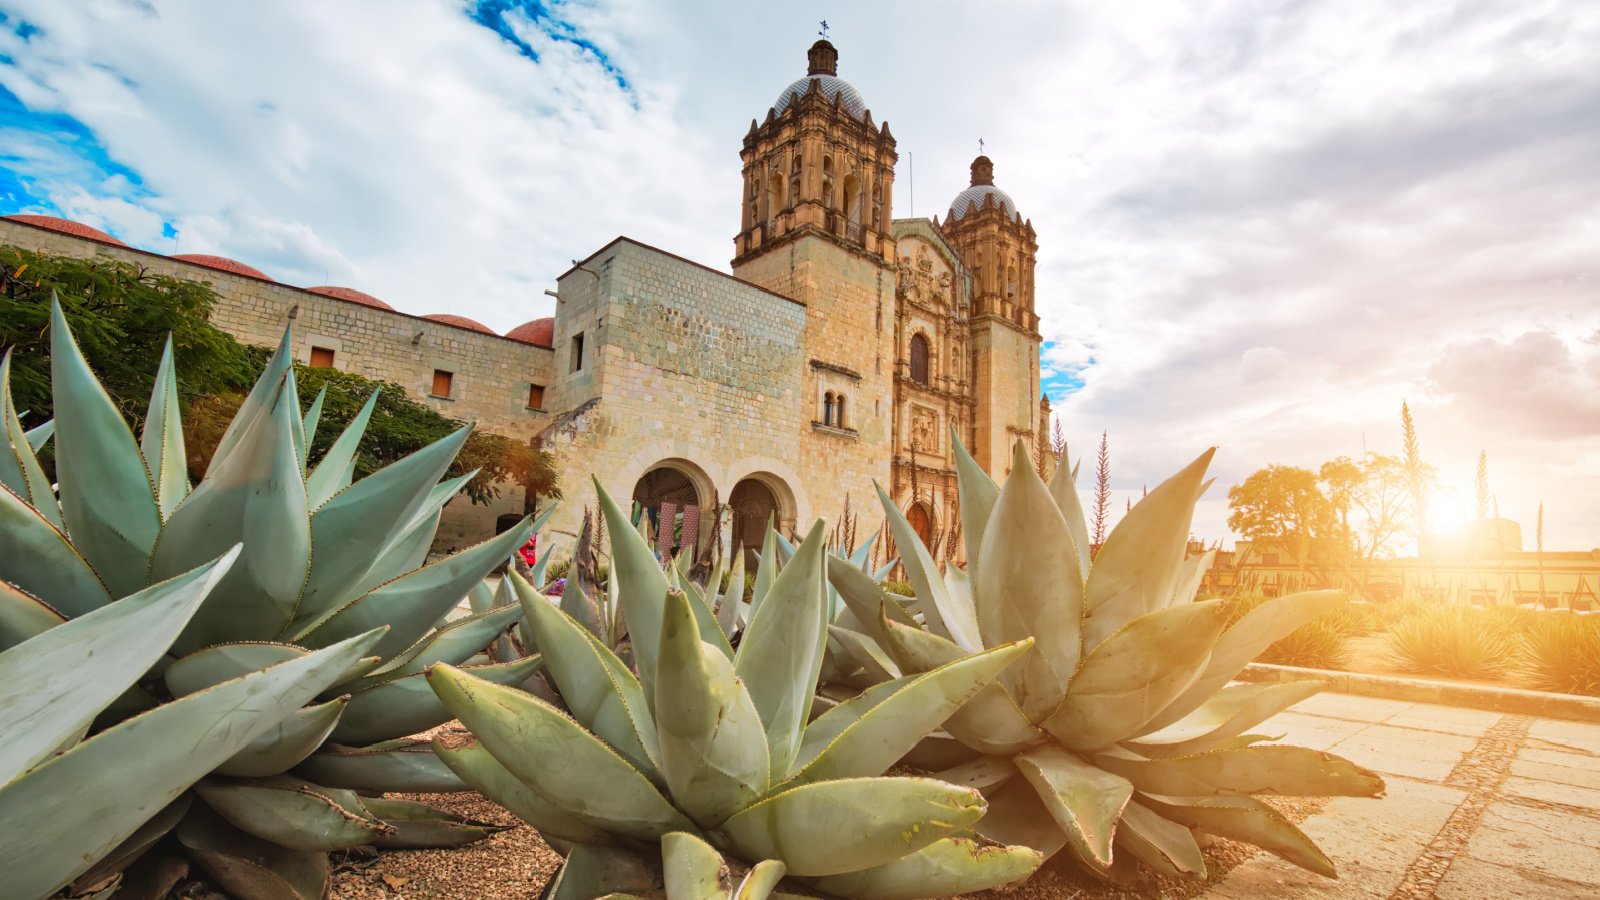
[0, 39, 1046, 563]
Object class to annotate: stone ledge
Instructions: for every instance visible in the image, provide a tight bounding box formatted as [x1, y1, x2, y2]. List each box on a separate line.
[1239, 662, 1600, 724]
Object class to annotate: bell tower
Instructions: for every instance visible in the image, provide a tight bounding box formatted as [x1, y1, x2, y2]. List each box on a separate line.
[939, 155, 1041, 475]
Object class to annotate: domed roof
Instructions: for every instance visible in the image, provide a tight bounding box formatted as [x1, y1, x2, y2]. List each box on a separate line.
[171, 253, 272, 281]
[4, 214, 127, 247]
[307, 285, 395, 311]
[948, 184, 1019, 221]
[773, 75, 867, 121]
[422, 313, 494, 334]
[505, 317, 555, 347]
[948, 155, 1021, 222]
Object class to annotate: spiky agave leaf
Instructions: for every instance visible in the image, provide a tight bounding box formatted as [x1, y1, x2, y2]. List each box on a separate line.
[429, 496, 1043, 896]
[825, 433, 1384, 882]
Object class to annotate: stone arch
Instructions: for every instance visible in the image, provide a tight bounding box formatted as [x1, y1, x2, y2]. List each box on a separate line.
[905, 499, 936, 551]
[909, 331, 931, 385]
[631, 457, 716, 560]
[728, 472, 798, 571]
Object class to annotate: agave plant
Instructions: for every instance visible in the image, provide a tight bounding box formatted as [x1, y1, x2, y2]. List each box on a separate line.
[0, 298, 550, 898]
[823, 430, 1385, 883]
[428, 481, 1045, 899]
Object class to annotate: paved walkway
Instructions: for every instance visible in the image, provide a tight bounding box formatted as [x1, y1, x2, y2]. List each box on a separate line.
[1205, 693, 1600, 898]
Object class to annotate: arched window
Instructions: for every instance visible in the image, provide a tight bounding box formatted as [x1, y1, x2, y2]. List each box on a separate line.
[789, 155, 802, 207]
[822, 156, 835, 210]
[909, 333, 930, 386]
[871, 182, 883, 230]
[823, 391, 835, 426]
[767, 173, 784, 224]
[842, 174, 861, 233]
[1006, 262, 1018, 299]
[835, 394, 847, 429]
[747, 177, 759, 228]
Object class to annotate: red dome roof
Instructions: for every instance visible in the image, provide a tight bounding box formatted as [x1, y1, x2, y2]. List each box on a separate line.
[422, 313, 494, 334]
[307, 285, 396, 311]
[4, 214, 127, 247]
[171, 253, 272, 281]
[504, 317, 555, 347]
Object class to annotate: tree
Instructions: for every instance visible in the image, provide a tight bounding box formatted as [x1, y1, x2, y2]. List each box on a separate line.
[1319, 453, 1410, 588]
[1226, 465, 1336, 579]
[0, 245, 259, 424]
[1091, 431, 1110, 556]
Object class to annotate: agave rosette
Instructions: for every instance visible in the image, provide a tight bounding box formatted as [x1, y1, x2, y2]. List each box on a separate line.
[428, 480, 1045, 899]
[822, 428, 1385, 882]
[0, 298, 549, 898]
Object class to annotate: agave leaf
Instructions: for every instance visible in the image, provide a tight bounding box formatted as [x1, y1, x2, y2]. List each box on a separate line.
[876, 613, 1044, 755]
[432, 733, 614, 845]
[977, 442, 1084, 721]
[304, 388, 379, 509]
[48, 298, 161, 597]
[735, 520, 831, 777]
[749, 522, 779, 620]
[0, 349, 60, 525]
[1043, 600, 1230, 751]
[428, 664, 693, 840]
[657, 587, 770, 827]
[295, 425, 471, 627]
[788, 640, 1033, 786]
[518, 573, 662, 779]
[794, 674, 916, 770]
[1142, 793, 1335, 877]
[827, 556, 916, 645]
[716, 551, 743, 639]
[596, 478, 672, 708]
[0, 547, 238, 785]
[1129, 681, 1322, 758]
[196, 780, 391, 851]
[1082, 449, 1214, 620]
[1045, 437, 1092, 578]
[296, 738, 467, 793]
[361, 796, 511, 848]
[680, 577, 735, 659]
[176, 803, 329, 900]
[152, 374, 311, 651]
[972, 777, 1068, 857]
[0, 482, 114, 615]
[214, 697, 347, 778]
[330, 655, 542, 745]
[560, 577, 606, 644]
[1095, 744, 1385, 797]
[718, 776, 986, 877]
[1170, 548, 1217, 608]
[1013, 744, 1133, 868]
[70, 795, 192, 895]
[300, 384, 326, 457]
[547, 844, 660, 900]
[1115, 799, 1206, 877]
[25, 418, 54, 452]
[874, 482, 980, 651]
[165, 642, 308, 696]
[804, 836, 1042, 900]
[950, 424, 999, 581]
[1143, 590, 1343, 734]
[0, 628, 382, 898]
[662, 831, 728, 899]
[828, 623, 902, 683]
[208, 325, 292, 476]
[353, 603, 523, 690]
[300, 518, 531, 659]
[0, 580, 65, 650]
[352, 471, 478, 597]
[141, 336, 190, 519]
[738, 861, 788, 900]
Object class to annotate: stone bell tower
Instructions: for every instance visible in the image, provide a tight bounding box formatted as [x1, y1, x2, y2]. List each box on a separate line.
[939, 155, 1042, 476]
[732, 40, 900, 529]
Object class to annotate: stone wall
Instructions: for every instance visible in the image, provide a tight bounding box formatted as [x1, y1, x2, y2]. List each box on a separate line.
[0, 218, 554, 552]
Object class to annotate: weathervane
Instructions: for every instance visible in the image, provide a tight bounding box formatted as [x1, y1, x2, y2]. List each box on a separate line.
[819, 20, 830, 38]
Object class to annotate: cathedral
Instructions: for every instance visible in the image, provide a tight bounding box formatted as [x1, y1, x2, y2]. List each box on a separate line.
[0, 39, 1044, 565]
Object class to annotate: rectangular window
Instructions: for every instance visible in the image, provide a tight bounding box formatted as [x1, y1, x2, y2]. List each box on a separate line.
[527, 383, 545, 410]
[431, 369, 453, 398]
[571, 333, 585, 372]
[309, 346, 336, 368]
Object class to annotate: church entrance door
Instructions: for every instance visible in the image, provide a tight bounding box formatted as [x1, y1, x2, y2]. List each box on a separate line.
[730, 478, 779, 571]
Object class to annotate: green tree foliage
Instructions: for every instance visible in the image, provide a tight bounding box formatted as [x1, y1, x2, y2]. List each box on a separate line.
[1, 245, 559, 505]
[1226, 465, 1333, 548]
[0, 245, 259, 424]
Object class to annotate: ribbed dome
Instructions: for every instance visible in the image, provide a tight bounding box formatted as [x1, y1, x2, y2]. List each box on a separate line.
[505, 317, 555, 348]
[307, 285, 395, 311]
[172, 254, 272, 281]
[422, 313, 494, 334]
[948, 184, 1019, 221]
[773, 75, 868, 121]
[4, 214, 127, 247]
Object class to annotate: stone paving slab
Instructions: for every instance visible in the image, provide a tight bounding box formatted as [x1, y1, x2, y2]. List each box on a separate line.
[1203, 692, 1600, 899]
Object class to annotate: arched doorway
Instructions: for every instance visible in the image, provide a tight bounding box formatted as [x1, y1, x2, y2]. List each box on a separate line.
[730, 478, 779, 571]
[906, 501, 935, 551]
[632, 465, 704, 561]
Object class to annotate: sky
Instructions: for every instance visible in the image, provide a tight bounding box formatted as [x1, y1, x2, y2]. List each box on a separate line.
[1, 0, 1596, 550]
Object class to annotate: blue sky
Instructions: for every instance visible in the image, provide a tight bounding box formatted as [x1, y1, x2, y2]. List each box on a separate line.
[2, 0, 1597, 547]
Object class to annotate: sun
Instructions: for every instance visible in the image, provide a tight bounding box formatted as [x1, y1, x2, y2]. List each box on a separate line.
[1427, 490, 1474, 535]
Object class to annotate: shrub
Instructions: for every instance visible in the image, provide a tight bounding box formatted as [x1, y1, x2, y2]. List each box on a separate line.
[1517, 613, 1600, 697]
[881, 579, 915, 597]
[1225, 594, 1353, 669]
[1385, 607, 1512, 679]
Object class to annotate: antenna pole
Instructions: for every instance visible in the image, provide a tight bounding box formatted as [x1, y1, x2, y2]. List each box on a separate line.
[908, 152, 914, 217]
